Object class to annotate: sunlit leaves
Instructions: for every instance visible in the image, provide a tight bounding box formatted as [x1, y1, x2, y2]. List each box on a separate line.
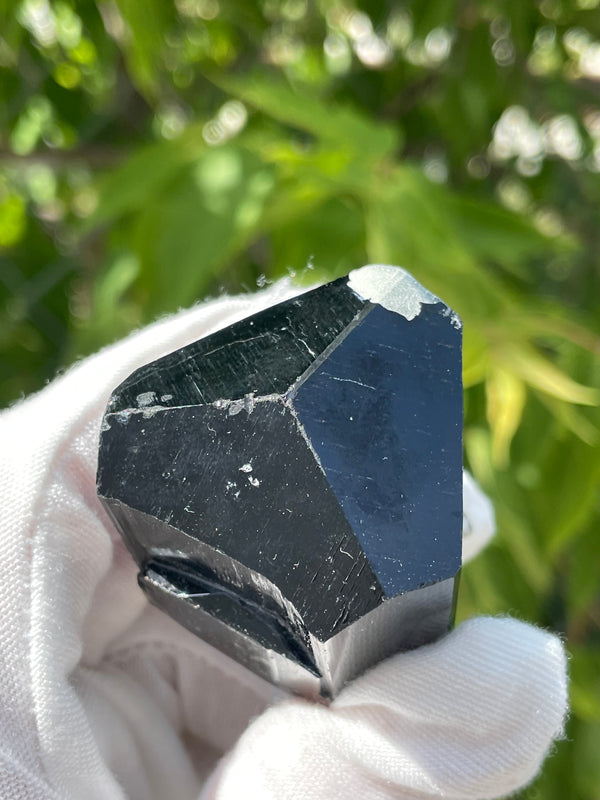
[127, 145, 275, 314]
[507, 345, 599, 405]
[217, 72, 400, 159]
[486, 368, 527, 467]
[0, 192, 26, 247]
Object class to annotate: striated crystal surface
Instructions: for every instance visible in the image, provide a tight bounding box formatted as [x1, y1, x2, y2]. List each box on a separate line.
[97, 265, 463, 698]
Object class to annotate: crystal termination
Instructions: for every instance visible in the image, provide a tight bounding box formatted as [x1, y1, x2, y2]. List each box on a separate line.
[97, 265, 463, 699]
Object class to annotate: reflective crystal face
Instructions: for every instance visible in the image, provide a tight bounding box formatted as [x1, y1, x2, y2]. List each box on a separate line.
[97, 265, 463, 698]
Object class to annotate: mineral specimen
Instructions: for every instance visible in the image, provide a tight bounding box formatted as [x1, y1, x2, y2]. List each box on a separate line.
[97, 264, 463, 699]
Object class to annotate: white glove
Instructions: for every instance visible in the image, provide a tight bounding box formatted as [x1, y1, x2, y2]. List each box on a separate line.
[0, 275, 567, 800]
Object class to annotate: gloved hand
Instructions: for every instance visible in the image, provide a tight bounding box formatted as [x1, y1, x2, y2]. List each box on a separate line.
[0, 274, 567, 800]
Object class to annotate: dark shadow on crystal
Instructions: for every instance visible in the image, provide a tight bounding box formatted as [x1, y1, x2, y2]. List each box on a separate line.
[144, 556, 320, 675]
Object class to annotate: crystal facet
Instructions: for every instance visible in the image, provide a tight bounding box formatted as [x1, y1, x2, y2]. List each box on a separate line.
[97, 265, 463, 698]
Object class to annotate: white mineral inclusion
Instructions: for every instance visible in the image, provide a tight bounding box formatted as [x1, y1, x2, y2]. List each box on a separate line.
[136, 391, 157, 407]
[348, 264, 455, 324]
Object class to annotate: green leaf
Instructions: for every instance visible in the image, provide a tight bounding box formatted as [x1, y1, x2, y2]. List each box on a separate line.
[537, 393, 599, 446]
[497, 308, 600, 354]
[248, 135, 374, 197]
[462, 328, 489, 388]
[464, 426, 552, 597]
[216, 73, 400, 160]
[545, 441, 600, 555]
[506, 346, 600, 406]
[571, 718, 600, 798]
[269, 195, 366, 280]
[486, 368, 526, 467]
[570, 647, 600, 721]
[95, 251, 139, 312]
[567, 530, 600, 619]
[0, 192, 26, 247]
[86, 127, 206, 230]
[495, 499, 552, 597]
[113, 0, 172, 96]
[131, 145, 275, 313]
[448, 194, 576, 276]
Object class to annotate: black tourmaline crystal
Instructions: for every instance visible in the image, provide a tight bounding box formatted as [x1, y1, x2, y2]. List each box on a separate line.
[97, 265, 463, 699]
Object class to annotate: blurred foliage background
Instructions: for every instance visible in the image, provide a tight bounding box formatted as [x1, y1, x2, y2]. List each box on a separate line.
[0, 0, 599, 796]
